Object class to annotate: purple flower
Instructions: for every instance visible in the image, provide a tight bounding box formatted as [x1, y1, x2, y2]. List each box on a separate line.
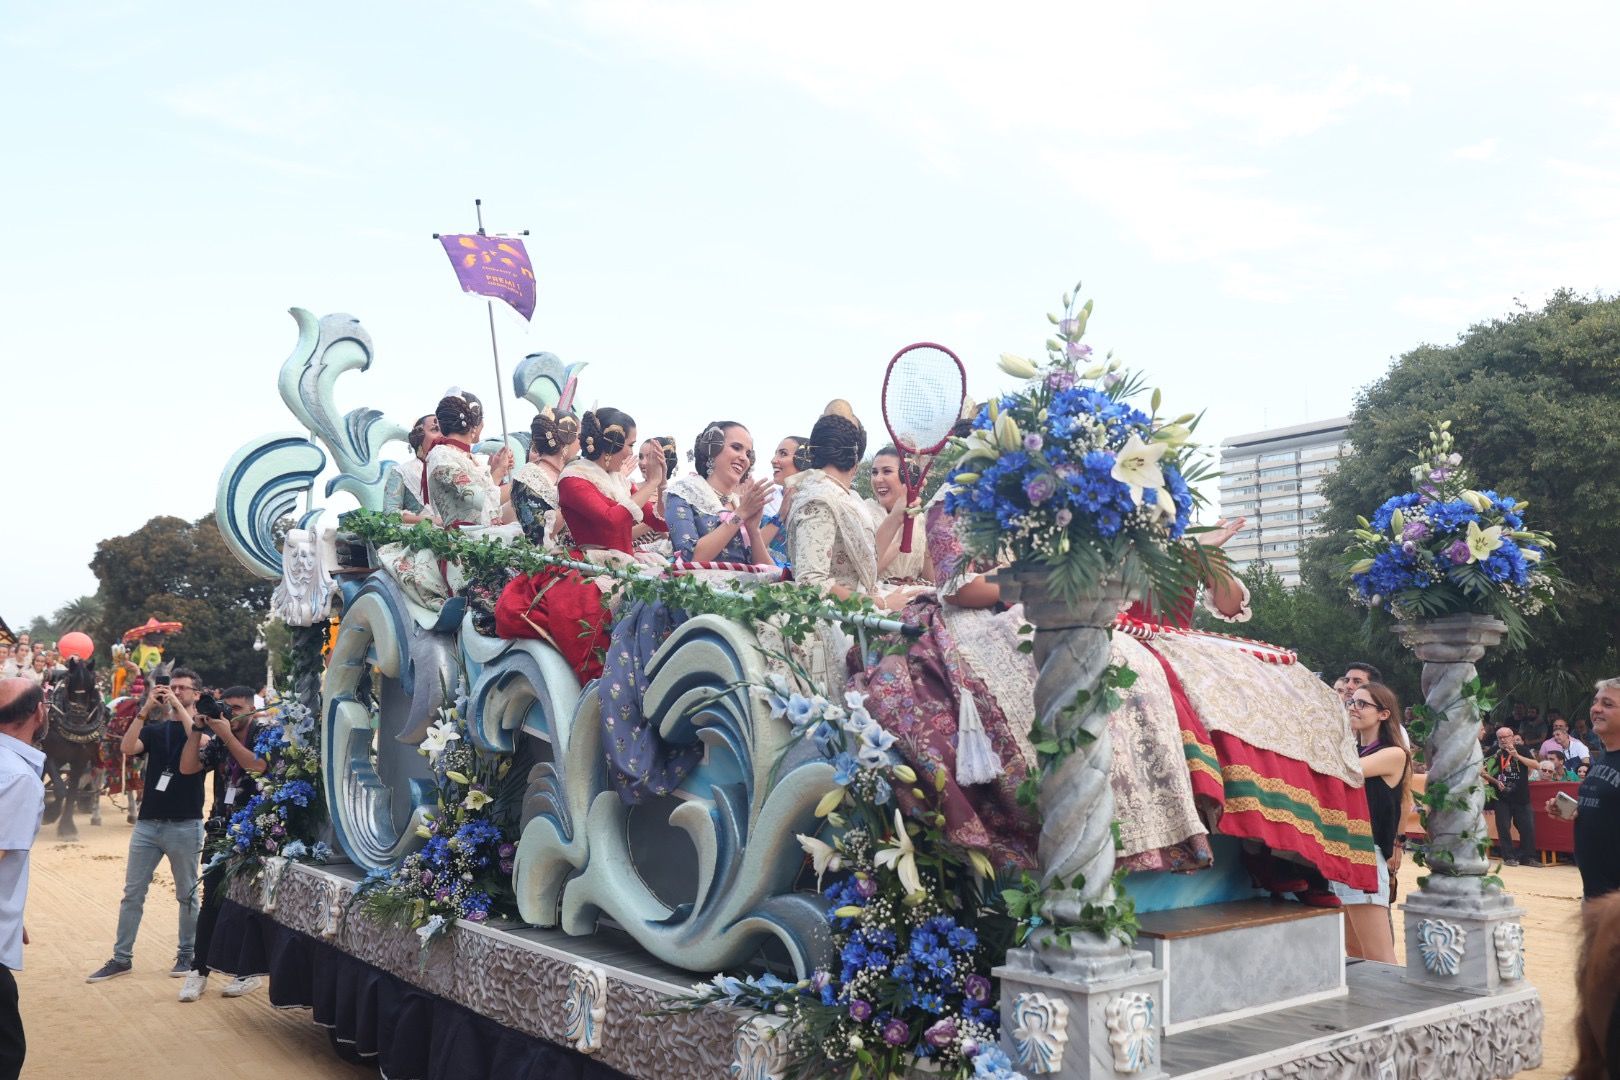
[1023, 433, 1043, 452]
[811, 970, 831, 992]
[435, 888, 451, 902]
[882, 1017, 909, 1046]
[1401, 521, 1430, 541]
[1055, 508, 1073, 528]
[1058, 318, 1079, 337]
[1103, 371, 1123, 390]
[1045, 371, 1076, 391]
[1446, 539, 1471, 565]
[497, 842, 516, 858]
[1023, 472, 1057, 506]
[1401, 540, 1418, 555]
[1064, 341, 1093, 362]
[964, 973, 992, 1003]
[465, 909, 488, 922]
[498, 858, 514, 875]
[1429, 467, 1451, 482]
[924, 1018, 957, 1048]
[849, 999, 874, 1022]
[855, 877, 879, 899]
[420, 870, 434, 886]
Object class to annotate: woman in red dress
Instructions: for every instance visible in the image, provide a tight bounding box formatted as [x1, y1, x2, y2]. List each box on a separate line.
[495, 407, 658, 680]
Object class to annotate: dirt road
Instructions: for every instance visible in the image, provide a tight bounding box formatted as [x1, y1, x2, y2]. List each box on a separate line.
[12, 801, 1584, 1078]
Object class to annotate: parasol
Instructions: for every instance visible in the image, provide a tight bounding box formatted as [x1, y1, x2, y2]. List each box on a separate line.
[122, 617, 184, 644]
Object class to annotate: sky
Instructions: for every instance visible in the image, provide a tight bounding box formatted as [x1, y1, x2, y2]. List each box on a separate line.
[3, 1, 1619, 628]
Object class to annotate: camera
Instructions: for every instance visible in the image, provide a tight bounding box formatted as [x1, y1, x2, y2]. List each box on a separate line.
[154, 674, 171, 686]
[194, 692, 227, 721]
[203, 816, 228, 838]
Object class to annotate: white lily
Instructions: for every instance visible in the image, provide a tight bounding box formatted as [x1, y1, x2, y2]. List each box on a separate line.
[415, 914, 446, 944]
[1110, 433, 1169, 509]
[796, 833, 843, 888]
[419, 720, 461, 762]
[873, 809, 924, 898]
[461, 789, 492, 811]
[1465, 519, 1504, 563]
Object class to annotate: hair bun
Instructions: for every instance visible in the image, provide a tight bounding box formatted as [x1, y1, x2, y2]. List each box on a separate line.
[579, 407, 634, 461]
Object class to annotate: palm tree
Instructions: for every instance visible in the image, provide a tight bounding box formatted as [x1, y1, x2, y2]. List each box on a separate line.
[51, 594, 103, 635]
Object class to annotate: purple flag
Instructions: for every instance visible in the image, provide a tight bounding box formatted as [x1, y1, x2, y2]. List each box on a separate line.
[438, 233, 537, 321]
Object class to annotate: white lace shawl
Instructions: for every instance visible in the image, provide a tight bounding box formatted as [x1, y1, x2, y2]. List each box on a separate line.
[664, 472, 734, 518]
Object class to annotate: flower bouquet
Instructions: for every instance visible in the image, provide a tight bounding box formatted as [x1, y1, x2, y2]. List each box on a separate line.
[945, 283, 1219, 607]
[356, 680, 519, 946]
[670, 678, 1023, 1080]
[225, 701, 330, 869]
[1343, 422, 1557, 641]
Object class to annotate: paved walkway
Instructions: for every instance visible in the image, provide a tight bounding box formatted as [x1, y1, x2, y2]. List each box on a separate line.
[13, 800, 1581, 1077]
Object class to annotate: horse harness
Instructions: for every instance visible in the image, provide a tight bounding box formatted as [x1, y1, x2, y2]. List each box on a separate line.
[49, 684, 107, 745]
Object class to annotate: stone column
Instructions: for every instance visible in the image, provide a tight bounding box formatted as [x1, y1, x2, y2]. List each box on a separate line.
[993, 571, 1164, 1080]
[1396, 614, 1529, 995]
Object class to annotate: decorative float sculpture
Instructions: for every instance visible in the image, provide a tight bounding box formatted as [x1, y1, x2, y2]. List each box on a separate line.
[214, 294, 1545, 1080]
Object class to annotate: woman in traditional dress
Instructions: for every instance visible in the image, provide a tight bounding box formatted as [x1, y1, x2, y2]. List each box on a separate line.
[865, 447, 931, 587]
[596, 421, 779, 802]
[509, 406, 580, 548]
[495, 407, 657, 678]
[760, 435, 810, 565]
[666, 422, 776, 566]
[381, 415, 436, 525]
[378, 393, 513, 614]
[784, 407, 889, 699]
[632, 436, 676, 538]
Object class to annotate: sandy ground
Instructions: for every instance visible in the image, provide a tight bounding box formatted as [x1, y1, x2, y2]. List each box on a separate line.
[12, 799, 1584, 1079]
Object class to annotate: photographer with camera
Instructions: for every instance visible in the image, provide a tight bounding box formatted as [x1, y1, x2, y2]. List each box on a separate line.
[1483, 725, 1542, 867]
[174, 685, 268, 1002]
[86, 668, 209, 983]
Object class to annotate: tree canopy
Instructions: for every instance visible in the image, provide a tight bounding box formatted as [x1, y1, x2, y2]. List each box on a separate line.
[89, 513, 272, 688]
[1302, 289, 1620, 712]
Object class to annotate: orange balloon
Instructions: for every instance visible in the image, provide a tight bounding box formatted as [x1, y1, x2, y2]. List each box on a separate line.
[58, 632, 94, 660]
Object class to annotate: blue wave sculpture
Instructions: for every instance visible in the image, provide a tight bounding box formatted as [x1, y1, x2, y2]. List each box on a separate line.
[214, 434, 327, 580]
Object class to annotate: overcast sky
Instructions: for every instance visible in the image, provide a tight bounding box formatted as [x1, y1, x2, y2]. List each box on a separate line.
[4, 1, 1618, 629]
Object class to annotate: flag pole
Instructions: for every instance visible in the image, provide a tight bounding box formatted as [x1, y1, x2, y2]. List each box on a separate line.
[473, 198, 511, 445]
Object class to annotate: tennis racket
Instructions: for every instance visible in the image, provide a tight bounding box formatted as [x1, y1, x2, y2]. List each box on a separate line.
[880, 342, 967, 553]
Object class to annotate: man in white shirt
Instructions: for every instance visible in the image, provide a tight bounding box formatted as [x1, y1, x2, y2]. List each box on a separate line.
[0, 677, 48, 1080]
[1540, 716, 1591, 765]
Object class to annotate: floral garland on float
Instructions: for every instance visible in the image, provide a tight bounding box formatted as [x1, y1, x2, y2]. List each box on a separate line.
[941, 285, 1219, 946]
[670, 674, 1023, 1080]
[355, 676, 519, 948]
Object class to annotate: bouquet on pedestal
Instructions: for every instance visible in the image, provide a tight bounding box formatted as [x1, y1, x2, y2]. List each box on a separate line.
[944, 283, 1217, 606]
[1343, 422, 1557, 640]
[224, 701, 330, 870]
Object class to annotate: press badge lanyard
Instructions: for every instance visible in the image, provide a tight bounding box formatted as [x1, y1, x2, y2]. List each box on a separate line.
[154, 718, 177, 793]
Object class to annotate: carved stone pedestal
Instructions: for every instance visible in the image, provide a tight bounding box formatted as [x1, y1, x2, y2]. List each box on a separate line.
[994, 571, 1164, 1078]
[996, 947, 1166, 1079]
[1395, 613, 1529, 996]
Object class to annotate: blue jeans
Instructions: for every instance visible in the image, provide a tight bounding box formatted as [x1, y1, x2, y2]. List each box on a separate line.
[113, 819, 204, 965]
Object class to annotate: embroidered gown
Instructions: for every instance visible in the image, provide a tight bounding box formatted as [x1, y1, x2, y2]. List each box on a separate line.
[378, 442, 502, 615]
[787, 471, 878, 698]
[595, 478, 759, 803]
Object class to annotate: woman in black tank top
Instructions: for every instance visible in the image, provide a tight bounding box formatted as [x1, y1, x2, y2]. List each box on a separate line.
[1342, 682, 1410, 963]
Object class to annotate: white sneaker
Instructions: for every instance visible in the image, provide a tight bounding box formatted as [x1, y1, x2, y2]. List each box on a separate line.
[178, 972, 208, 1003]
[221, 975, 262, 998]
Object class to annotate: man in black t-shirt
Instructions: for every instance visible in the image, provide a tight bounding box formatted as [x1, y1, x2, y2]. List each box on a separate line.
[1550, 680, 1620, 901]
[176, 685, 270, 1002]
[1484, 726, 1540, 866]
[86, 668, 209, 983]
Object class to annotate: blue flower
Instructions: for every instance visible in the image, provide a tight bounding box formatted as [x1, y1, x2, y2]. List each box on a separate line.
[1370, 492, 1422, 533]
[831, 752, 859, 787]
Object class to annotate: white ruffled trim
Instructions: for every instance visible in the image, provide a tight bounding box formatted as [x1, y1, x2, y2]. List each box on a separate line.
[561, 458, 643, 524]
[1201, 576, 1253, 624]
[664, 472, 734, 518]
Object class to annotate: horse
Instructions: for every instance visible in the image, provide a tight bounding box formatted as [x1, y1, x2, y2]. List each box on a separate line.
[42, 657, 109, 838]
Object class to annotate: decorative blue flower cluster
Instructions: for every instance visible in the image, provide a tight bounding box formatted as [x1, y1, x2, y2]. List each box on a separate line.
[1345, 424, 1555, 624]
[947, 378, 1196, 557]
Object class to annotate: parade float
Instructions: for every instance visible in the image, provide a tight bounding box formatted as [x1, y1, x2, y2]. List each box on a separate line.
[211, 267, 1543, 1079]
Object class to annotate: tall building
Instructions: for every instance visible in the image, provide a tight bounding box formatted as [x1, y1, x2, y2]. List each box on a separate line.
[1217, 417, 1350, 586]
